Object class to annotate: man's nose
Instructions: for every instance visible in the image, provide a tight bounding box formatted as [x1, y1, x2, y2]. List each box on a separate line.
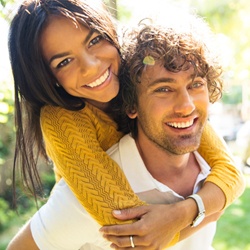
[173, 90, 195, 115]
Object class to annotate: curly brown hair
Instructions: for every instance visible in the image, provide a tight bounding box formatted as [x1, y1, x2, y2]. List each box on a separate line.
[117, 16, 224, 137]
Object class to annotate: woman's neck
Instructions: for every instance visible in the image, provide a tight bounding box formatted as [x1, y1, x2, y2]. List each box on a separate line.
[86, 99, 110, 112]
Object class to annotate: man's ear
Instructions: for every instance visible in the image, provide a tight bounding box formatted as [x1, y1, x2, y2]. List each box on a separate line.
[127, 109, 137, 119]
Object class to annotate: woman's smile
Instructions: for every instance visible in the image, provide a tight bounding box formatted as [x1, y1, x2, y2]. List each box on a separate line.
[40, 16, 120, 108]
[85, 68, 110, 88]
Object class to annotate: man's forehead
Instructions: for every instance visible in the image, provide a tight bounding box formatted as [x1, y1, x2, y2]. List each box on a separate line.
[141, 62, 196, 82]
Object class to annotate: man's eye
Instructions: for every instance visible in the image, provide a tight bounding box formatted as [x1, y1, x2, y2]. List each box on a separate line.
[89, 35, 103, 47]
[57, 58, 72, 68]
[192, 82, 203, 88]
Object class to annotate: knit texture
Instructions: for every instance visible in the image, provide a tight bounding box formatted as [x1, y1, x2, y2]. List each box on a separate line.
[198, 122, 245, 208]
[41, 103, 146, 226]
[41, 102, 245, 233]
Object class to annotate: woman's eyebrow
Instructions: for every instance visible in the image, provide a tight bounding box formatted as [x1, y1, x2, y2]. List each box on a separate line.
[49, 52, 70, 65]
[83, 29, 95, 45]
[48, 29, 95, 65]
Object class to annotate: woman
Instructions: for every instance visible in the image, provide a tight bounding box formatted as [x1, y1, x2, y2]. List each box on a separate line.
[8, 0, 245, 249]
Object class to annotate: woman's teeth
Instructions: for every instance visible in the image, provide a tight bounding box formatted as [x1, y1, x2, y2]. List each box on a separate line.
[168, 120, 194, 128]
[86, 70, 109, 88]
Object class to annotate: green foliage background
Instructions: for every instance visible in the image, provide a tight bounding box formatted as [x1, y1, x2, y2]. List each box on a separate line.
[0, 0, 249, 249]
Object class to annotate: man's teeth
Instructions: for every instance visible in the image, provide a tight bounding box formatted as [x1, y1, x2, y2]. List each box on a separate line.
[86, 70, 109, 88]
[168, 120, 194, 128]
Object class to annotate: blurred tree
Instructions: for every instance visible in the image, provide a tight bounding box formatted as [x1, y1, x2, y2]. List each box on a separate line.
[191, 0, 249, 67]
[0, 0, 6, 7]
[0, 81, 14, 195]
[189, 0, 250, 107]
[0, 0, 15, 195]
[0, 0, 15, 21]
[104, 0, 118, 19]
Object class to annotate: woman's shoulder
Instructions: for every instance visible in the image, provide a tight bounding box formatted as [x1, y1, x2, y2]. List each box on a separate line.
[40, 103, 100, 115]
[40, 103, 113, 125]
[40, 105, 82, 127]
[41, 104, 86, 118]
[41, 104, 63, 114]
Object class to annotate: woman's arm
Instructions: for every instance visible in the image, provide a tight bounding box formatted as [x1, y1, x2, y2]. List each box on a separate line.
[100, 122, 245, 248]
[41, 104, 145, 226]
[198, 121, 245, 207]
[36, 106, 244, 249]
[7, 221, 39, 250]
[100, 182, 225, 249]
[6, 182, 219, 250]
[8, 178, 112, 250]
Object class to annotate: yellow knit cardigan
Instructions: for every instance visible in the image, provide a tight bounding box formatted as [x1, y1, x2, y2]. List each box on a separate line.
[41, 102, 244, 234]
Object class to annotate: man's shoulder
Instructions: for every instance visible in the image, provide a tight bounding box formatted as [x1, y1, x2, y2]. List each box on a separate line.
[193, 151, 211, 172]
[106, 134, 135, 168]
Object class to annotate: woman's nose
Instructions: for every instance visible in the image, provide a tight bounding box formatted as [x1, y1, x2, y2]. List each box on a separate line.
[79, 52, 99, 76]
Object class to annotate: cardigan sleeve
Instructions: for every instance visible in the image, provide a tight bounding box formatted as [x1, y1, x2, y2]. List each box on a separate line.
[40, 104, 244, 239]
[198, 121, 245, 208]
[40, 104, 146, 226]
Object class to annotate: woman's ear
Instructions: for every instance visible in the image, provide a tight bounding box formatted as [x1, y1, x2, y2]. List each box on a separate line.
[127, 109, 137, 119]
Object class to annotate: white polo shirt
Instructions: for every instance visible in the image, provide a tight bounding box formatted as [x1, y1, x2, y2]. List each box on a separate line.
[30, 134, 216, 250]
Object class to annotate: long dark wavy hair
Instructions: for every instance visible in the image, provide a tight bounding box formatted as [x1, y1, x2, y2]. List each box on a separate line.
[8, 0, 120, 201]
[118, 16, 224, 137]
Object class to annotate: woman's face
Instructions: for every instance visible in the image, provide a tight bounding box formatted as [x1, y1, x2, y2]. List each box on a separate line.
[40, 16, 120, 109]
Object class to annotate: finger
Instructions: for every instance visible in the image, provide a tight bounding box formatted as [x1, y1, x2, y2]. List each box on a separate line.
[110, 245, 142, 250]
[110, 242, 152, 250]
[105, 235, 149, 249]
[100, 222, 137, 236]
[105, 235, 158, 250]
[112, 205, 149, 220]
[103, 235, 134, 248]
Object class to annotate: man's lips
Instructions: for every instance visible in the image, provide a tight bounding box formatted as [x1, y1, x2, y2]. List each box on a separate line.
[167, 119, 195, 129]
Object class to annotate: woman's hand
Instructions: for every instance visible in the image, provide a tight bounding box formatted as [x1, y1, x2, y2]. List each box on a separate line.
[100, 204, 184, 250]
[100, 198, 223, 249]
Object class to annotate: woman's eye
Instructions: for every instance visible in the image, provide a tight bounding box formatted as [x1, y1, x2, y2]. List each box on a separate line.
[89, 35, 103, 47]
[56, 58, 72, 68]
[155, 87, 170, 92]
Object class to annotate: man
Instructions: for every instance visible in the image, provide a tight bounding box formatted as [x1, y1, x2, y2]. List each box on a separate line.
[8, 11, 228, 250]
[98, 15, 223, 249]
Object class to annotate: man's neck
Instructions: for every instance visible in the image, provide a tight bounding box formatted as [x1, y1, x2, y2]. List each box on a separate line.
[135, 137, 201, 197]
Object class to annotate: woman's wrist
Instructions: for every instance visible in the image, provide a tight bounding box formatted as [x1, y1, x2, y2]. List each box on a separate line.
[168, 198, 199, 231]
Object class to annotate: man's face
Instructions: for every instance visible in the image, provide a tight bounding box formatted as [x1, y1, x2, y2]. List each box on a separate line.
[130, 62, 209, 155]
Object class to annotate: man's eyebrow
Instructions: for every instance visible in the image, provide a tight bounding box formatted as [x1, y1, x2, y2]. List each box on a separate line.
[148, 77, 176, 87]
[48, 29, 95, 65]
[147, 73, 200, 87]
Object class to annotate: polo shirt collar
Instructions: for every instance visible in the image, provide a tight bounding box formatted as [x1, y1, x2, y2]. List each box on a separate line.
[118, 134, 211, 197]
